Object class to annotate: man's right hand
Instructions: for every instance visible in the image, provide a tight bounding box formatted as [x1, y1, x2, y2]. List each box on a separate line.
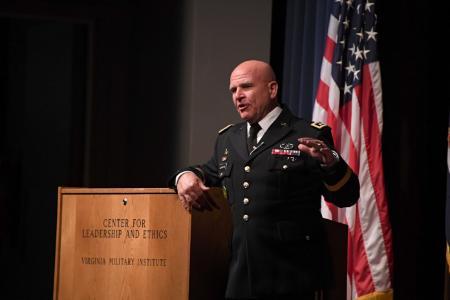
[176, 172, 210, 211]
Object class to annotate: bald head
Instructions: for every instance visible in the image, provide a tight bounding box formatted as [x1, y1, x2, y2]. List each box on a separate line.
[231, 60, 277, 83]
[229, 60, 279, 123]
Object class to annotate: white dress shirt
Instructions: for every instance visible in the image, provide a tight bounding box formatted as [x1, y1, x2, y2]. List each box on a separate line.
[247, 106, 283, 143]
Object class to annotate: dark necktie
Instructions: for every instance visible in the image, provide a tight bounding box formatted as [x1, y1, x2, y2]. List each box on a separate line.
[247, 123, 261, 153]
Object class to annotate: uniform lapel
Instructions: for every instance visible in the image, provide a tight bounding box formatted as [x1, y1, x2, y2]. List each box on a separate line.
[229, 123, 248, 160]
[248, 109, 294, 159]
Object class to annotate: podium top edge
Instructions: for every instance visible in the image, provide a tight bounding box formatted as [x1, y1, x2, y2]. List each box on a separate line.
[59, 187, 176, 194]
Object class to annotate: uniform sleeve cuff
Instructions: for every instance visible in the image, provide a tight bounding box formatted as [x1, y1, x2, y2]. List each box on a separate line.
[323, 165, 353, 192]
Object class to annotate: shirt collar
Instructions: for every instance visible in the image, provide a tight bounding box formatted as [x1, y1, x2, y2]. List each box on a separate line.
[247, 105, 283, 136]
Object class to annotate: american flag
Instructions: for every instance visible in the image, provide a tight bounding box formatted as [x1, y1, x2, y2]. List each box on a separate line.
[313, 0, 393, 299]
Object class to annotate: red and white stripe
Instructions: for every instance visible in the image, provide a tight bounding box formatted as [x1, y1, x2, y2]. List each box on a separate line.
[313, 14, 394, 299]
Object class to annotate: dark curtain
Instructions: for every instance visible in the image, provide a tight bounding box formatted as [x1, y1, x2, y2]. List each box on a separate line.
[271, 0, 331, 120]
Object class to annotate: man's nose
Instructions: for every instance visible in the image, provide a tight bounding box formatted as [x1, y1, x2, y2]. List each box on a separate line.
[235, 88, 244, 100]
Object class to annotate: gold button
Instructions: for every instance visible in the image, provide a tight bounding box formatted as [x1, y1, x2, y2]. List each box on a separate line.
[282, 164, 288, 170]
[243, 214, 249, 221]
[305, 235, 310, 241]
[244, 165, 251, 173]
[243, 181, 250, 189]
[243, 198, 249, 205]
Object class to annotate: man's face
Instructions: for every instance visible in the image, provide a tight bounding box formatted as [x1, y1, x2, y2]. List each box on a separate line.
[229, 63, 278, 124]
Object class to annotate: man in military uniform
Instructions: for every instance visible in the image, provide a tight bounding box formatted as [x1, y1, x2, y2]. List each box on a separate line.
[170, 60, 359, 299]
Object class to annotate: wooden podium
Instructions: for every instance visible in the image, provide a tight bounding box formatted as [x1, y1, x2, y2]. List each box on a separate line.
[53, 187, 347, 300]
[53, 187, 232, 300]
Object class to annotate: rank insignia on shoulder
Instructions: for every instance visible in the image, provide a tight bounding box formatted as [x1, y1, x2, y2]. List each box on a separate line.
[310, 121, 327, 129]
[218, 124, 234, 134]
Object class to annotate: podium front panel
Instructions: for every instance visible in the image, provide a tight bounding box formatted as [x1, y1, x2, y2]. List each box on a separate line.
[54, 188, 191, 300]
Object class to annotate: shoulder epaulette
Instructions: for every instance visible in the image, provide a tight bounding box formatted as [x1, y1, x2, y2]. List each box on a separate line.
[218, 124, 234, 134]
[310, 121, 327, 130]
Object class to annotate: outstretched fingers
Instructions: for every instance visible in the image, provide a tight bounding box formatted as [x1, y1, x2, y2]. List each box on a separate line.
[298, 137, 333, 164]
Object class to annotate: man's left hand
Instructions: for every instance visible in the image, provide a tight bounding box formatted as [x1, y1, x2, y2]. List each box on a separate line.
[298, 137, 339, 168]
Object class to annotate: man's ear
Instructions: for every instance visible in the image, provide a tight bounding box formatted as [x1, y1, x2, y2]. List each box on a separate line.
[268, 81, 278, 99]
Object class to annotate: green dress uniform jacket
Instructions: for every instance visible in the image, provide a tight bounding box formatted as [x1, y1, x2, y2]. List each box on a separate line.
[170, 108, 359, 298]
